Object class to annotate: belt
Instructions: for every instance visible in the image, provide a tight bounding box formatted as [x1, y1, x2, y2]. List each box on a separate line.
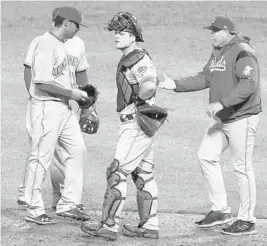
[120, 114, 135, 122]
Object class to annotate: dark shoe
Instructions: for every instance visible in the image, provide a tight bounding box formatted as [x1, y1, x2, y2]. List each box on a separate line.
[195, 211, 233, 228]
[122, 224, 159, 239]
[77, 204, 86, 210]
[222, 220, 257, 235]
[26, 214, 57, 225]
[81, 221, 117, 241]
[57, 208, 90, 221]
[17, 199, 28, 208]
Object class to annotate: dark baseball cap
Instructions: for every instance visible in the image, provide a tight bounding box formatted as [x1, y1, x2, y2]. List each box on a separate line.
[52, 7, 58, 21]
[53, 6, 88, 27]
[204, 16, 236, 33]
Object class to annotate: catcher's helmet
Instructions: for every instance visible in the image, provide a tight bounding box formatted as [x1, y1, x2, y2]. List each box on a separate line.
[106, 12, 144, 42]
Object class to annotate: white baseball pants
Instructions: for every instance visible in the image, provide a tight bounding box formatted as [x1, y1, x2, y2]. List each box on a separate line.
[18, 145, 69, 208]
[198, 114, 260, 223]
[103, 118, 159, 232]
[24, 98, 87, 217]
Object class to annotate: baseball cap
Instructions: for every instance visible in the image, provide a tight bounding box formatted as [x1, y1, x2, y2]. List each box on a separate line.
[52, 7, 58, 21]
[204, 16, 236, 33]
[53, 6, 88, 27]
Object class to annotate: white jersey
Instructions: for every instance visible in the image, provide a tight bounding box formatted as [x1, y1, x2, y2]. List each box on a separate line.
[24, 32, 89, 101]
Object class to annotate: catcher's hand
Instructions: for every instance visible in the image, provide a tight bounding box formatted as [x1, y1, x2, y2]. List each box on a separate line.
[136, 104, 168, 137]
[77, 84, 99, 109]
[79, 107, 100, 134]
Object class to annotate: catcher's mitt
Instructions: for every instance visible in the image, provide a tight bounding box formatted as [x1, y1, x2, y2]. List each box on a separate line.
[78, 84, 99, 109]
[136, 104, 168, 137]
[79, 107, 100, 134]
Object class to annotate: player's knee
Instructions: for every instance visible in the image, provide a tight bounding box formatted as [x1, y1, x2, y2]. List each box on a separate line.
[198, 149, 219, 166]
[107, 172, 121, 188]
[106, 159, 126, 188]
[106, 159, 119, 176]
[132, 168, 146, 190]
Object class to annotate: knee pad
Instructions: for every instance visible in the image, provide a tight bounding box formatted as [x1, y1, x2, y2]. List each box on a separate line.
[106, 159, 128, 187]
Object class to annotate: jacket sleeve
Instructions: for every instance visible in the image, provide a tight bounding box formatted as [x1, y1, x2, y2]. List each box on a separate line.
[220, 52, 259, 108]
[173, 59, 211, 92]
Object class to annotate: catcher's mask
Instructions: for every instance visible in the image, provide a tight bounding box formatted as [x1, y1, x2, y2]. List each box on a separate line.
[105, 12, 144, 42]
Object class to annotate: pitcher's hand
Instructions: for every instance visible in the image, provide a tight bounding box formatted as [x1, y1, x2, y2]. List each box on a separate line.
[71, 89, 89, 102]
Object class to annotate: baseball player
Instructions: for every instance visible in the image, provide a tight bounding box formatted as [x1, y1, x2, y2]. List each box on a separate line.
[17, 7, 89, 212]
[159, 16, 261, 235]
[81, 12, 159, 241]
[23, 6, 91, 225]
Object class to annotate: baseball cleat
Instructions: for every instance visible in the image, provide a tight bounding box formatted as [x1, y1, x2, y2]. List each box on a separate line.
[52, 203, 85, 211]
[81, 221, 117, 241]
[26, 214, 57, 225]
[76, 204, 86, 210]
[122, 224, 159, 239]
[222, 220, 257, 235]
[57, 208, 90, 221]
[195, 211, 233, 228]
[17, 199, 28, 208]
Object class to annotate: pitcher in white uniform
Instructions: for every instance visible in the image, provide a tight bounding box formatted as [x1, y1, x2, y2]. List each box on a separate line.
[18, 7, 89, 212]
[24, 6, 91, 225]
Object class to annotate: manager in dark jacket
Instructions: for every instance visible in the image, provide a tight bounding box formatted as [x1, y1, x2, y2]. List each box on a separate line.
[159, 15, 262, 236]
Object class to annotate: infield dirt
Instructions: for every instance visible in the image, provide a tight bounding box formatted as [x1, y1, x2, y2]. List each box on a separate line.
[1, 1, 267, 245]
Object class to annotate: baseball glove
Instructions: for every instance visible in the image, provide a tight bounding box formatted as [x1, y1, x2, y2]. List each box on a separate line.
[136, 104, 168, 137]
[78, 84, 99, 109]
[79, 107, 100, 134]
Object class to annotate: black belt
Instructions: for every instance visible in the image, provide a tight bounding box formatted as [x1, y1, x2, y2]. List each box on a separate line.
[120, 114, 135, 122]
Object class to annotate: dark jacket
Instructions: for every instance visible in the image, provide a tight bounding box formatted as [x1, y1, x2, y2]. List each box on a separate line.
[173, 35, 262, 123]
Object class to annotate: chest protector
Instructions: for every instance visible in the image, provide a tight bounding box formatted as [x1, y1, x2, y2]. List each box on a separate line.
[116, 49, 149, 112]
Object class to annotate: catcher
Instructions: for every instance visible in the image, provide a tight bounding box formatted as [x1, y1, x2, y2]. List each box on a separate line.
[81, 12, 167, 241]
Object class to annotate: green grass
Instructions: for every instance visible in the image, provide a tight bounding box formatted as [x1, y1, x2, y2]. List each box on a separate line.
[2, 1, 267, 221]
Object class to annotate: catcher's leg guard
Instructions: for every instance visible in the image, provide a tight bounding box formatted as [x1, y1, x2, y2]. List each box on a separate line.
[131, 167, 158, 229]
[101, 159, 128, 230]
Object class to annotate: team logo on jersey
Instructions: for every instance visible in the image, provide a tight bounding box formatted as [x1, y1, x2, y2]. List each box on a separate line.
[209, 56, 226, 72]
[137, 66, 147, 74]
[52, 54, 79, 77]
[53, 57, 68, 77]
[242, 66, 254, 76]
